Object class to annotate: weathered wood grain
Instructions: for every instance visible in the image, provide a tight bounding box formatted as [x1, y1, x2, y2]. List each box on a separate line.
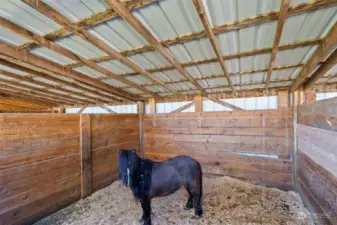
[298, 97, 337, 131]
[144, 109, 293, 186]
[80, 114, 92, 199]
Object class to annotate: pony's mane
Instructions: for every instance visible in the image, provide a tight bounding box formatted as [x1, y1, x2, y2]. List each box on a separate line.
[130, 157, 154, 199]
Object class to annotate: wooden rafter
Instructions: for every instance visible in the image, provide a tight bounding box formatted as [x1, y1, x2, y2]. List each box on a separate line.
[0, 17, 158, 98]
[77, 107, 87, 114]
[303, 48, 337, 91]
[114, 64, 303, 88]
[19, 0, 157, 51]
[20, 0, 336, 65]
[0, 77, 89, 105]
[0, 84, 64, 106]
[0, 42, 137, 102]
[193, 0, 235, 94]
[0, 59, 121, 104]
[290, 22, 337, 91]
[265, 0, 291, 91]
[22, 0, 179, 96]
[206, 97, 244, 111]
[0, 67, 109, 105]
[106, 0, 204, 93]
[169, 102, 195, 114]
[0, 89, 56, 107]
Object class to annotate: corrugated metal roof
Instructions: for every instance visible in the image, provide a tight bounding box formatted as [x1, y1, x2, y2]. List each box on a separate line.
[153, 70, 186, 82]
[217, 21, 277, 54]
[0, 27, 30, 46]
[30, 47, 75, 65]
[125, 75, 152, 85]
[56, 35, 108, 59]
[0, 0, 61, 35]
[42, 0, 109, 22]
[271, 68, 300, 81]
[128, 51, 170, 69]
[98, 60, 134, 74]
[206, 0, 281, 27]
[74, 66, 105, 78]
[275, 46, 318, 66]
[280, 6, 337, 44]
[225, 53, 271, 73]
[0, 64, 27, 76]
[102, 78, 127, 87]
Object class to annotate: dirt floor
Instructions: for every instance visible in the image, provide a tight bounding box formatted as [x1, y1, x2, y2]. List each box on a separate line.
[34, 176, 314, 225]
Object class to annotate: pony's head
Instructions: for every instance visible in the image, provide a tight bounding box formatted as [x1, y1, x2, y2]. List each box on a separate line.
[118, 149, 138, 187]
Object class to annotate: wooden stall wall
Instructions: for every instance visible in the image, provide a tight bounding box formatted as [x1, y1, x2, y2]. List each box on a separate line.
[296, 97, 337, 225]
[0, 113, 140, 225]
[90, 114, 140, 192]
[0, 114, 81, 225]
[144, 109, 293, 189]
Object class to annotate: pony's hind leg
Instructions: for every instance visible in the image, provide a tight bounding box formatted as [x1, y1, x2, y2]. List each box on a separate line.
[184, 187, 193, 210]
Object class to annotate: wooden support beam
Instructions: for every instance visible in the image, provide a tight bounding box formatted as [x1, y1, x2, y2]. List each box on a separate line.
[170, 102, 195, 114]
[265, 0, 291, 91]
[206, 97, 244, 110]
[0, 67, 107, 105]
[137, 101, 145, 157]
[193, 0, 235, 94]
[277, 90, 290, 108]
[0, 88, 57, 107]
[148, 98, 156, 114]
[22, 0, 178, 96]
[80, 114, 92, 199]
[106, 0, 204, 93]
[193, 95, 203, 112]
[100, 106, 117, 114]
[0, 59, 121, 104]
[0, 17, 158, 98]
[0, 43, 136, 102]
[303, 48, 337, 91]
[290, 22, 337, 91]
[0, 83, 72, 106]
[0, 77, 91, 105]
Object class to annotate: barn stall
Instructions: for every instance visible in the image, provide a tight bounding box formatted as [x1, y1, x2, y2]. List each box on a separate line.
[0, 0, 337, 224]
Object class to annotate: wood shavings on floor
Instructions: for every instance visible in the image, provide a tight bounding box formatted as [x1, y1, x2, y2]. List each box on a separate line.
[34, 176, 314, 225]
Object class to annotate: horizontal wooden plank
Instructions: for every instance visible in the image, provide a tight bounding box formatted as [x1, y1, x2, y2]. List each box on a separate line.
[297, 124, 337, 156]
[92, 141, 140, 180]
[0, 114, 79, 139]
[0, 136, 79, 169]
[92, 171, 119, 193]
[145, 153, 292, 186]
[0, 185, 81, 225]
[0, 154, 81, 213]
[144, 109, 292, 120]
[144, 117, 293, 129]
[297, 160, 337, 219]
[144, 133, 291, 148]
[298, 97, 337, 131]
[145, 139, 292, 156]
[145, 127, 292, 137]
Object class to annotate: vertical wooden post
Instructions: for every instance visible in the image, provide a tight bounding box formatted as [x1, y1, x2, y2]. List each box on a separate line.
[304, 90, 316, 104]
[137, 101, 145, 158]
[194, 95, 203, 112]
[80, 114, 91, 199]
[149, 98, 156, 114]
[291, 89, 303, 188]
[277, 90, 289, 108]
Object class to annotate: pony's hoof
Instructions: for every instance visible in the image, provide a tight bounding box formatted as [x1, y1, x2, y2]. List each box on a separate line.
[191, 215, 202, 220]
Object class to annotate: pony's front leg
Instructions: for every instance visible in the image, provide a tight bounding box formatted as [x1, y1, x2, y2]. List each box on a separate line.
[139, 196, 151, 225]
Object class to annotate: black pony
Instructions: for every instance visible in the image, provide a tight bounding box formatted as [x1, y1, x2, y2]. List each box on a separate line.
[118, 149, 203, 225]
